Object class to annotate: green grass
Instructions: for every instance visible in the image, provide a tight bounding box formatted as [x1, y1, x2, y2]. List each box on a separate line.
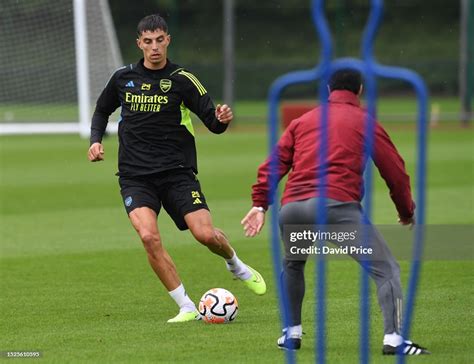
[0, 103, 79, 123]
[234, 97, 465, 123]
[1, 124, 473, 363]
[0, 97, 466, 123]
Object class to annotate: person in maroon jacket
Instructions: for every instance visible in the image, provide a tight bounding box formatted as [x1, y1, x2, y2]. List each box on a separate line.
[241, 70, 429, 355]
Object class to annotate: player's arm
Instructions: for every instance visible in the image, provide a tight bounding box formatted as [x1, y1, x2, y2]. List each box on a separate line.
[241, 124, 296, 237]
[178, 70, 229, 134]
[372, 122, 415, 227]
[88, 73, 121, 162]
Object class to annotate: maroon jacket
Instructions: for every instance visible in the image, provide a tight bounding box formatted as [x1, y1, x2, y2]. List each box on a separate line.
[251, 90, 415, 219]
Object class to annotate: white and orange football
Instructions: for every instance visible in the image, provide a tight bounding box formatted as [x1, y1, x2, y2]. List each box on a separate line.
[198, 288, 238, 324]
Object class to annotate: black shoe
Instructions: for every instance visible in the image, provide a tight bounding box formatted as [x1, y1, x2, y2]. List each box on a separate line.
[383, 340, 431, 355]
[277, 332, 302, 351]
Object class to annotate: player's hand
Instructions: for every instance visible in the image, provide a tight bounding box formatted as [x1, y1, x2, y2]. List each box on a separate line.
[215, 104, 233, 124]
[398, 215, 415, 230]
[88, 142, 105, 162]
[241, 207, 266, 237]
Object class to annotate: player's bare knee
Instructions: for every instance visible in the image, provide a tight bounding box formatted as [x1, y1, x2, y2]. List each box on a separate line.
[139, 230, 162, 250]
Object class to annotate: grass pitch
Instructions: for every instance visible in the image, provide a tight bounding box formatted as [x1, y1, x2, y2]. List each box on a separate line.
[1, 123, 473, 363]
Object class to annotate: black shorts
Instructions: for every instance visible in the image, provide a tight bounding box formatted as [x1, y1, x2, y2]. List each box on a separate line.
[118, 168, 209, 231]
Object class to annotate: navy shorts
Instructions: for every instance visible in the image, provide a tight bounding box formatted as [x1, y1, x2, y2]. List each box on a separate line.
[118, 168, 209, 230]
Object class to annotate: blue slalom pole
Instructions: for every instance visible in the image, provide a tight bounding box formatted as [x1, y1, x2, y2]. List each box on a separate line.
[312, 0, 333, 362]
[266, 1, 427, 363]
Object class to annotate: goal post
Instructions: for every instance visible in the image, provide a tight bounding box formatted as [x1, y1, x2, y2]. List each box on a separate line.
[0, 0, 122, 136]
[74, 0, 91, 138]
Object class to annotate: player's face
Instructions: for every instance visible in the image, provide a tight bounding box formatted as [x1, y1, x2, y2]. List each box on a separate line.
[137, 29, 170, 70]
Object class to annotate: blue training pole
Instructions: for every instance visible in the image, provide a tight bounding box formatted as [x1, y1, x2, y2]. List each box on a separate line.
[266, 1, 428, 363]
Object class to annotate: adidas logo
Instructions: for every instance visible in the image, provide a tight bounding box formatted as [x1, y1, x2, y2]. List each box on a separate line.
[193, 198, 203, 205]
[125, 81, 135, 87]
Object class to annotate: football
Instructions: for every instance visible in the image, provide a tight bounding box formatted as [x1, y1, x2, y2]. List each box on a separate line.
[198, 288, 239, 323]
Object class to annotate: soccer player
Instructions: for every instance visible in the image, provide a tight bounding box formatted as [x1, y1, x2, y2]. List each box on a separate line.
[241, 70, 429, 355]
[88, 14, 266, 323]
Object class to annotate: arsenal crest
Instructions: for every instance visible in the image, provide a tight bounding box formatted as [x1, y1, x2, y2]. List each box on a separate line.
[160, 79, 172, 93]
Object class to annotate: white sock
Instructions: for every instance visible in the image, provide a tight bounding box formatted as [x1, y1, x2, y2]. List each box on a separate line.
[168, 284, 196, 313]
[287, 325, 303, 338]
[383, 332, 404, 347]
[225, 250, 252, 280]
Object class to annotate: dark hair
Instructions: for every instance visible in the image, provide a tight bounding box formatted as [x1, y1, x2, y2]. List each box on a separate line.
[328, 69, 362, 94]
[137, 14, 168, 36]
